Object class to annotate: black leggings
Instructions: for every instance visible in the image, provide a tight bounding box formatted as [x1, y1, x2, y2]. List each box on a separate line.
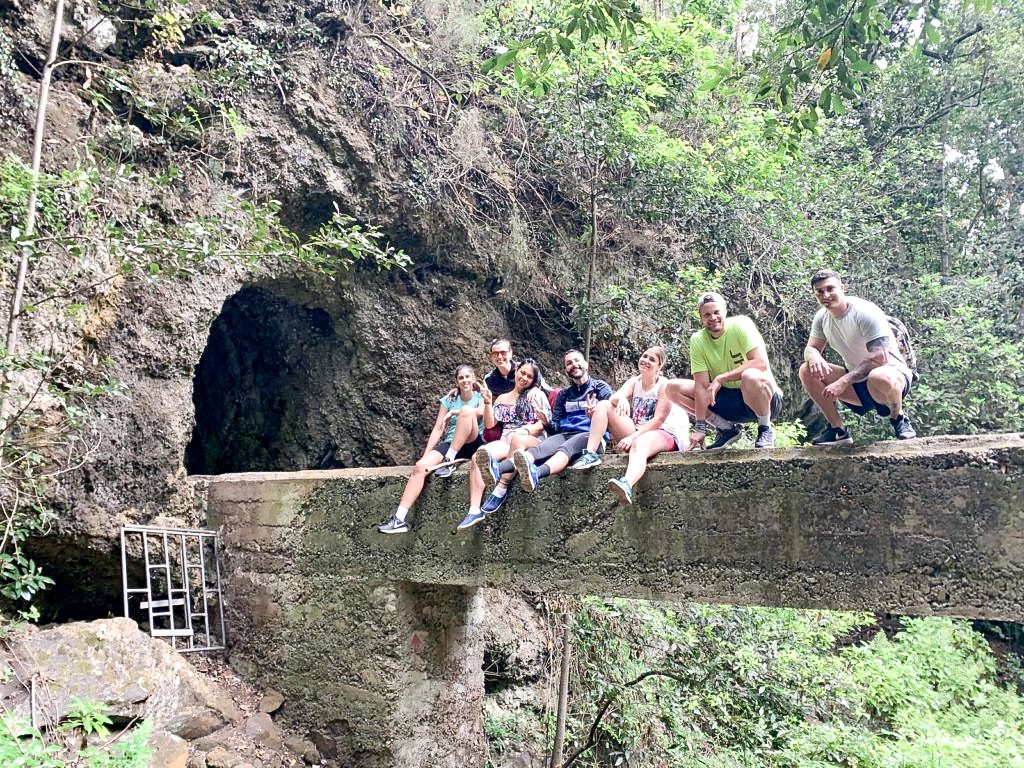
[529, 432, 589, 464]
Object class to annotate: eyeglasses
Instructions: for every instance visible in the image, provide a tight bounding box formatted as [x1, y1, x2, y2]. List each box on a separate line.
[490, 348, 511, 357]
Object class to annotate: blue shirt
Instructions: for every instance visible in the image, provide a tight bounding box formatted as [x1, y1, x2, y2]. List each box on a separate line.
[552, 378, 613, 433]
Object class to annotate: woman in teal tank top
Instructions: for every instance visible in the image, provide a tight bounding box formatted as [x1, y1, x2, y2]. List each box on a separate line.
[378, 365, 485, 534]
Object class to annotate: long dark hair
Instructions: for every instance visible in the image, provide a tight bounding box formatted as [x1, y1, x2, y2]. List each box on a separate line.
[514, 359, 545, 423]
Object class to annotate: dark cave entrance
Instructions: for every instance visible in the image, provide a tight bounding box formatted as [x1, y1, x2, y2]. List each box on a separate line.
[184, 286, 343, 475]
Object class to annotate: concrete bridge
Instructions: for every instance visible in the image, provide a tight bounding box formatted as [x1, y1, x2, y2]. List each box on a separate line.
[204, 433, 1024, 767]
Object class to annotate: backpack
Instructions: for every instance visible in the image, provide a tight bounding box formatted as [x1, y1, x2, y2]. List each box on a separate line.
[886, 315, 919, 382]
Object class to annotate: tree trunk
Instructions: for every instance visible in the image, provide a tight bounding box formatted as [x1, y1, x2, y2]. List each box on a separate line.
[582, 179, 598, 362]
[549, 615, 573, 768]
[2, 0, 65, 429]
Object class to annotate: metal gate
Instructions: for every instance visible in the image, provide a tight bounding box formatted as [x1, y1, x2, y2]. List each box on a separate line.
[120, 524, 225, 652]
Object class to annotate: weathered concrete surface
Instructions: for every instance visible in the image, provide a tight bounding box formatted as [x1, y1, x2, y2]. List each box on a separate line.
[205, 433, 1024, 765]
[208, 434, 1024, 619]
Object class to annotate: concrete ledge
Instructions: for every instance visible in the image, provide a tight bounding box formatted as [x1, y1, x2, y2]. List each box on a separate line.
[206, 433, 1024, 621]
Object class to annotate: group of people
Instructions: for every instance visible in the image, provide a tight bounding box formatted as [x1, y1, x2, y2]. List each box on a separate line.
[378, 270, 918, 534]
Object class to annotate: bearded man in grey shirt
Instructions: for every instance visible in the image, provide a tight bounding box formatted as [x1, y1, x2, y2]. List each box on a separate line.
[799, 269, 917, 445]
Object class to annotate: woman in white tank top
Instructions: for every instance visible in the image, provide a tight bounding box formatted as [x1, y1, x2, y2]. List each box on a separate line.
[574, 346, 689, 506]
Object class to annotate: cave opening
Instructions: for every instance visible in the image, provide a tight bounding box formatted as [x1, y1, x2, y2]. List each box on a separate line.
[21, 537, 132, 622]
[184, 286, 342, 475]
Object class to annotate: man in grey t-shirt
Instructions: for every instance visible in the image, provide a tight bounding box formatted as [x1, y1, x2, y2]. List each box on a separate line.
[799, 270, 917, 445]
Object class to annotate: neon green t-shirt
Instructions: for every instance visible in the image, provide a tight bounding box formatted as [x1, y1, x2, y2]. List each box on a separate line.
[689, 315, 779, 392]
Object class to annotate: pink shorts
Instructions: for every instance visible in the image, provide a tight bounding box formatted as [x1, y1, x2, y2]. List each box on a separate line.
[655, 429, 679, 451]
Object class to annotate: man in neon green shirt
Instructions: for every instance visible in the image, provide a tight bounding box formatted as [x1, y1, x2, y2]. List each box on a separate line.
[666, 292, 783, 450]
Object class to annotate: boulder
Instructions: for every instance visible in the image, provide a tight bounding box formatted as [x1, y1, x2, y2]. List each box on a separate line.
[244, 712, 283, 750]
[206, 746, 244, 768]
[258, 689, 285, 713]
[164, 706, 229, 740]
[149, 730, 190, 768]
[2, 618, 239, 730]
[284, 735, 321, 765]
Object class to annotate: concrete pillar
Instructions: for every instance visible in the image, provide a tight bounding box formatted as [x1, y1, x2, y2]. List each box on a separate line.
[223, 570, 485, 766]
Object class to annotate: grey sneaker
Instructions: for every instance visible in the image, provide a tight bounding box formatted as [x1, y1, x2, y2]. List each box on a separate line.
[811, 426, 853, 446]
[753, 425, 775, 448]
[456, 510, 486, 530]
[378, 515, 409, 534]
[890, 414, 917, 440]
[432, 459, 460, 478]
[607, 477, 633, 506]
[706, 427, 742, 450]
[570, 450, 602, 470]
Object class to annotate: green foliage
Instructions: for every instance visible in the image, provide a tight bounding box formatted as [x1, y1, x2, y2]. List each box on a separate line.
[484, 708, 547, 766]
[845, 618, 1024, 768]
[566, 602, 869, 766]
[0, 708, 152, 768]
[303, 204, 412, 276]
[533, 603, 1024, 768]
[483, 0, 645, 87]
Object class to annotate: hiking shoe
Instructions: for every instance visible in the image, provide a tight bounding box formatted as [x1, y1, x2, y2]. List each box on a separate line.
[570, 450, 602, 470]
[481, 491, 508, 514]
[433, 461, 458, 479]
[706, 427, 741, 450]
[456, 510, 486, 530]
[607, 477, 633, 506]
[753, 425, 775, 449]
[890, 414, 917, 440]
[811, 426, 853, 446]
[474, 448, 500, 488]
[512, 449, 539, 493]
[378, 515, 409, 534]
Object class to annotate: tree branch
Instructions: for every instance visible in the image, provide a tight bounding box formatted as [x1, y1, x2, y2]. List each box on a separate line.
[359, 33, 451, 121]
[558, 669, 704, 768]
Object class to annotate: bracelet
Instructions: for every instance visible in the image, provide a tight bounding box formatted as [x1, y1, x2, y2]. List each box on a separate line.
[694, 420, 708, 433]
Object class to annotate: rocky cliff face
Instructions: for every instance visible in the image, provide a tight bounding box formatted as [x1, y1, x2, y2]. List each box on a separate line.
[2, 5, 563, 754]
[1, 0, 593, 601]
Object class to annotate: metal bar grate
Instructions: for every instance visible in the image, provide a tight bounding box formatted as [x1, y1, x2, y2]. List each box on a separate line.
[120, 525, 225, 652]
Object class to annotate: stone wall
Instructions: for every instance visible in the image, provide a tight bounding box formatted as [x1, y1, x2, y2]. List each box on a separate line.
[205, 433, 1024, 765]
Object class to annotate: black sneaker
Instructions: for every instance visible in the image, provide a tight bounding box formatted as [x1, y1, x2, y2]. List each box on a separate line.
[811, 426, 853, 446]
[753, 425, 775, 448]
[890, 414, 917, 440]
[706, 427, 741, 450]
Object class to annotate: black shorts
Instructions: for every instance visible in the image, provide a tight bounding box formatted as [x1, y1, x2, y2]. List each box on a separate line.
[844, 373, 912, 417]
[710, 387, 783, 424]
[429, 437, 483, 459]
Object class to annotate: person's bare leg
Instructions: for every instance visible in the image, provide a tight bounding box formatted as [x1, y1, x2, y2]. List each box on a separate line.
[448, 406, 479, 454]
[798, 362, 850, 427]
[585, 400, 612, 452]
[739, 369, 773, 421]
[398, 449, 444, 510]
[544, 451, 571, 478]
[866, 366, 905, 417]
[623, 431, 670, 487]
[586, 402, 637, 452]
[665, 379, 696, 415]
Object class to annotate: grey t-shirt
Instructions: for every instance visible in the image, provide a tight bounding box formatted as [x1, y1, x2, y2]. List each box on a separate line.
[810, 296, 910, 383]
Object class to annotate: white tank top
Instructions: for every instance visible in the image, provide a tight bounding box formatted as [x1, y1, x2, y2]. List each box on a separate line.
[630, 377, 688, 448]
